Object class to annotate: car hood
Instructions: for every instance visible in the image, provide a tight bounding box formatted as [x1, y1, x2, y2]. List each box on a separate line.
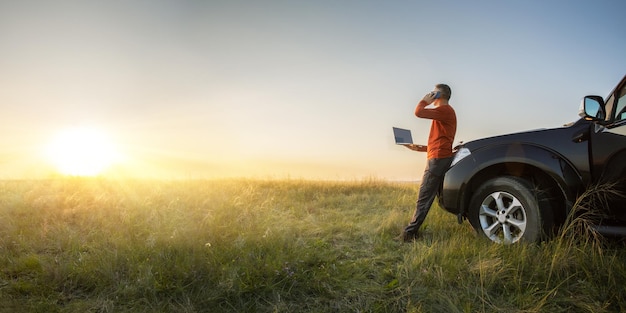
[460, 119, 589, 153]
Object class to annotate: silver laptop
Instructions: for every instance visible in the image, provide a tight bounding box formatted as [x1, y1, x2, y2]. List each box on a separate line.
[393, 127, 413, 145]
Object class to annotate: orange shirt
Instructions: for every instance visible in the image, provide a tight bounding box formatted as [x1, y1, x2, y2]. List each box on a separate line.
[415, 100, 457, 159]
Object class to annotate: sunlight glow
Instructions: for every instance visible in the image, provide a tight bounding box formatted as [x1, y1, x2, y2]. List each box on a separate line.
[46, 127, 120, 176]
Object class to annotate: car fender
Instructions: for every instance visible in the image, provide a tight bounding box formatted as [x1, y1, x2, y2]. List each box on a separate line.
[441, 143, 584, 216]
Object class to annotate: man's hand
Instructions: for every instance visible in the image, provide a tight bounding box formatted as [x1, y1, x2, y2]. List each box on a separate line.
[422, 92, 436, 104]
[404, 144, 427, 152]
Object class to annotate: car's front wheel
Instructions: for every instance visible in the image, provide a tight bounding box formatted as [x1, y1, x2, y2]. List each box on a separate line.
[468, 176, 553, 244]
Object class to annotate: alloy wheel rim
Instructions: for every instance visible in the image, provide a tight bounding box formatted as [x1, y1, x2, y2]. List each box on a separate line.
[478, 191, 527, 244]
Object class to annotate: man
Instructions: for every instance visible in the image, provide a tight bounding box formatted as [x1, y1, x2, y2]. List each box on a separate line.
[401, 83, 457, 242]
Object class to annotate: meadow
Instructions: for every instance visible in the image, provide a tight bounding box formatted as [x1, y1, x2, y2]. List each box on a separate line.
[0, 178, 625, 312]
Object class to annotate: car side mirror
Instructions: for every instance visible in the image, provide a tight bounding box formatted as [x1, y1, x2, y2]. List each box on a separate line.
[579, 95, 606, 121]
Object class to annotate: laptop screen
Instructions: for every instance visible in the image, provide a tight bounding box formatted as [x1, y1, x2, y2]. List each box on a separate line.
[393, 127, 413, 145]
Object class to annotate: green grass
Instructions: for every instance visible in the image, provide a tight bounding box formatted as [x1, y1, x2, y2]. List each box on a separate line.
[0, 178, 625, 312]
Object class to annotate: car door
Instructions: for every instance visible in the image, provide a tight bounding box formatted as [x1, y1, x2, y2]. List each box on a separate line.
[589, 76, 626, 220]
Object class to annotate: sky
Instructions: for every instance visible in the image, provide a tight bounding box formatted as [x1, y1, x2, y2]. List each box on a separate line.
[1, 0, 625, 180]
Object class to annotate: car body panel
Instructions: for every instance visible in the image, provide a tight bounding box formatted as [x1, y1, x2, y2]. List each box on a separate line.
[441, 134, 586, 216]
[588, 78, 626, 220]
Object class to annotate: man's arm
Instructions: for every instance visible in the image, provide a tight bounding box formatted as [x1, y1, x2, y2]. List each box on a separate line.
[414, 92, 436, 117]
[414, 99, 430, 117]
[414, 92, 450, 120]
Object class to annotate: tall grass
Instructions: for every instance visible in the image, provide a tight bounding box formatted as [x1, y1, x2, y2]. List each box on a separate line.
[0, 179, 625, 312]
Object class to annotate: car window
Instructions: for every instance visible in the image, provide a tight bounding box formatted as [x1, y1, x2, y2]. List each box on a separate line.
[615, 85, 626, 122]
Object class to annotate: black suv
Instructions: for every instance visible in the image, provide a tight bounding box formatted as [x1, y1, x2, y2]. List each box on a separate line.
[439, 75, 626, 243]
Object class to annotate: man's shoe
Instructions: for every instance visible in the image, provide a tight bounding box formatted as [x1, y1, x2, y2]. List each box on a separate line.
[394, 231, 418, 243]
[404, 231, 419, 242]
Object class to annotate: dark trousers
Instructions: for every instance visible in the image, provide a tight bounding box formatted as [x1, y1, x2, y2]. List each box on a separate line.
[404, 157, 453, 235]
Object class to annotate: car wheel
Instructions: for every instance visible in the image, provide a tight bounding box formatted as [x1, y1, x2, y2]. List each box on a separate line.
[468, 176, 553, 244]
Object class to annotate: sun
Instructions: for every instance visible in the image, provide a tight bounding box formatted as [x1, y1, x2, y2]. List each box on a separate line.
[46, 127, 120, 176]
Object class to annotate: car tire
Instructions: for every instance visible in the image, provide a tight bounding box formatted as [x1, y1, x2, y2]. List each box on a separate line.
[468, 176, 553, 244]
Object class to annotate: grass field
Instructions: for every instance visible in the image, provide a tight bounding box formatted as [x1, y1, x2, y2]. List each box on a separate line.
[0, 178, 625, 312]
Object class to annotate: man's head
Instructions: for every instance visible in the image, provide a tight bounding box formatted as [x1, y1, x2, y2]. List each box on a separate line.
[435, 84, 451, 101]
